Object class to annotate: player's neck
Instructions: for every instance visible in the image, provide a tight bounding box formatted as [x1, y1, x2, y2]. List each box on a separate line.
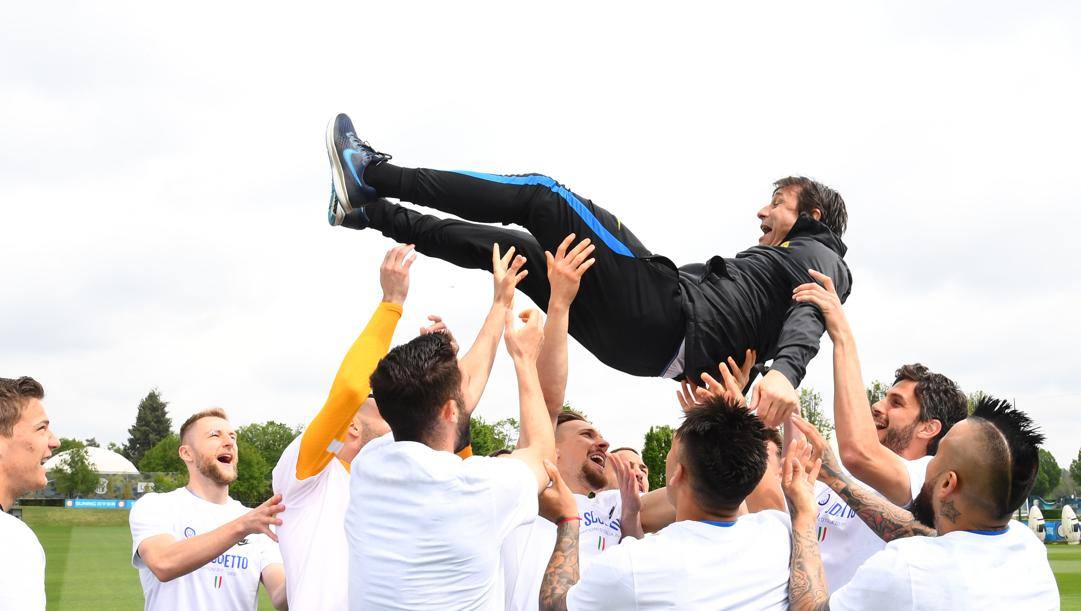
[895, 440, 929, 462]
[0, 483, 14, 513]
[185, 475, 231, 504]
[562, 469, 593, 496]
[674, 489, 740, 523]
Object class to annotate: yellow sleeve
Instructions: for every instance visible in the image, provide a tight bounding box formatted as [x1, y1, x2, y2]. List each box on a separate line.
[295, 301, 402, 480]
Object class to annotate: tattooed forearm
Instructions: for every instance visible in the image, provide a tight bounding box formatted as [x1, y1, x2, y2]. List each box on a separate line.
[539, 521, 580, 611]
[789, 516, 831, 611]
[820, 460, 936, 541]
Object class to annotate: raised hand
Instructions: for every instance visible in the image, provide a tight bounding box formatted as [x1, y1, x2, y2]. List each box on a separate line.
[492, 243, 529, 308]
[380, 244, 416, 305]
[504, 308, 545, 363]
[539, 460, 579, 524]
[792, 269, 848, 338]
[788, 414, 843, 482]
[781, 439, 822, 518]
[419, 314, 460, 354]
[750, 369, 799, 427]
[545, 234, 596, 310]
[236, 494, 286, 542]
[677, 349, 756, 412]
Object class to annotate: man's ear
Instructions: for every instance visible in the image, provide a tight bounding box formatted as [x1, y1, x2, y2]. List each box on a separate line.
[669, 463, 685, 487]
[940, 470, 959, 497]
[440, 399, 458, 423]
[178, 442, 194, 465]
[810, 207, 823, 221]
[917, 419, 943, 442]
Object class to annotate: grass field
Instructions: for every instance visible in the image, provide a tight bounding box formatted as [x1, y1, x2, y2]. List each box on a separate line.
[17, 507, 1081, 609]
[22, 507, 274, 610]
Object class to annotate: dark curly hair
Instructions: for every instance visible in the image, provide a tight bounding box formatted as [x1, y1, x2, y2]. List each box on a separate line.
[894, 363, 967, 455]
[370, 333, 463, 445]
[773, 176, 848, 236]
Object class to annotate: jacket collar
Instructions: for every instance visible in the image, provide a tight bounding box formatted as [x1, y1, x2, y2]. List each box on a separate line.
[782, 214, 848, 257]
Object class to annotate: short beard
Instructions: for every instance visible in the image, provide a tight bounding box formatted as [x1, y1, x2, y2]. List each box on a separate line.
[911, 480, 935, 529]
[581, 462, 609, 491]
[452, 398, 470, 454]
[196, 454, 237, 486]
[881, 421, 918, 454]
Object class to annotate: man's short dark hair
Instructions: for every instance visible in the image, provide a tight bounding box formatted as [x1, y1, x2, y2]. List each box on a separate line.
[556, 410, 588, 428]
[676, 396, 769, 513]
[763, 427, 783, 460]
[773, 176, 848, 237]
[0, 376, 44, 437]
[179, 408, 229, 444]
[970, 396, 1044, 519]
[370, 333, 462, 445]
[611, 447, 640, 456]
[894, 363, 968, 455]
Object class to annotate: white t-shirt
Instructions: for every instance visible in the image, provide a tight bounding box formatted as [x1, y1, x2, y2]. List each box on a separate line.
[129, 488, 284, 611]
[501, 489, 623, 611]
[272, 435, 351, 610]
[0, 510, 46, 610]
[567, 511, 792, 610]
[346, 433, 538, 610]
[831, 521, 1059, 610]
[815, 455, 931, 593]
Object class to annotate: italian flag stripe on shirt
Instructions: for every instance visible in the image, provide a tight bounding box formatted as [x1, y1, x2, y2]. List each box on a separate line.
[213, 575, 223, 589]
[597, 536, 606, 551]
[817, 527, 828, 542]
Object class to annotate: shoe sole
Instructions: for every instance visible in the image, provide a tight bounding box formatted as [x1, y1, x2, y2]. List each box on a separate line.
[325, 118, 355, 217]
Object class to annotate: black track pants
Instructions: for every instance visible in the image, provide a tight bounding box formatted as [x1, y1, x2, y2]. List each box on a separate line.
[363, 165, 685, 377]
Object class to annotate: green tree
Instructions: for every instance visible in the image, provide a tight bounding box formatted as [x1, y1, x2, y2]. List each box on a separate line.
[57, 437, 86, 453]
[469, 416, 519, 457]
[642, 425, 674, 490]
[230, 438, 271, 507]
[1071, 449, 1081, 488]
[138, 434, 184, 473]
[52, 446, 99, 497]
[123, 389, 172, 466]
[1032, 449, 1061, 498]
[237, 421, 302, 468]
[866, 380, 888, 406]
[153, 472, 186, 494]
[799, 387, 834, 440]
[106, 441, 124, 454]
[84, 437, 100, 448]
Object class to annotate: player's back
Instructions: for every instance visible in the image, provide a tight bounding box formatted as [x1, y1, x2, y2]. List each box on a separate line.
[565, 510, 792, 610]
[346, 433, 537, 610]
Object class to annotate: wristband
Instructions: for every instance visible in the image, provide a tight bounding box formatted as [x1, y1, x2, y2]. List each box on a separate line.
[557, 516, 582, 525]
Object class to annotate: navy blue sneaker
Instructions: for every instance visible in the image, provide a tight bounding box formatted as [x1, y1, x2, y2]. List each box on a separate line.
[325, 113, 391, 225]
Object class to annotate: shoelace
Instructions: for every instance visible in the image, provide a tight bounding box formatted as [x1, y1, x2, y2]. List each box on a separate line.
[347, 132, 392, 164]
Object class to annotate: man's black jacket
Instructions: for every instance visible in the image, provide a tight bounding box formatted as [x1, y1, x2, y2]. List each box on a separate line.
[672, 214, 852, 387]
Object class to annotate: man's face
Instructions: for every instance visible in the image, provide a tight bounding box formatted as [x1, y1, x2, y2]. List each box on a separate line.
[910, 420, 966, 528]
[556, 420, 610, 492]
[872, 380, 923, 454]
[0, 398, 59, 497]
[756, 186, 802, 246]
[614, 449, 649, 493]
[183, 417, 238, 486]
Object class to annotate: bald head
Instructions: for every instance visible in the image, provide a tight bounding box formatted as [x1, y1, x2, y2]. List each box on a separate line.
[918, 397, 1043, 527]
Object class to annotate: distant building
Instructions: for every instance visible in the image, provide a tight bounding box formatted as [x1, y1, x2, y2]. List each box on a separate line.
[43, 447, 140, 475]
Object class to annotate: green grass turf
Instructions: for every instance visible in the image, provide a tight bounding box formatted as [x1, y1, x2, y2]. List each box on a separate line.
[21, 507, 274, 610]
[17, 507, 1081, 609]
[1049, 544, 1081, 609]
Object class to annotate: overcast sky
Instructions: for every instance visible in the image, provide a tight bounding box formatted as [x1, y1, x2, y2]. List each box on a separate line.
[3, 2, 1079, 468]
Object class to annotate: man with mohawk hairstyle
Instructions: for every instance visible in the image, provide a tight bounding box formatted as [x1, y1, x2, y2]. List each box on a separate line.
[782, 395, 1059, 611]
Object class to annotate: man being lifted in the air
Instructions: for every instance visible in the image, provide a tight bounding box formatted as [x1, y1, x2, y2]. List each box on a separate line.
[324, 114, 852, 424]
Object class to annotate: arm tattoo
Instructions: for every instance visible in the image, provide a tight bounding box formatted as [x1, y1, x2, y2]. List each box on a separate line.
[820, 460, 937, 542]
[539, 521, 580, 611]
[789, 517, 831, 611]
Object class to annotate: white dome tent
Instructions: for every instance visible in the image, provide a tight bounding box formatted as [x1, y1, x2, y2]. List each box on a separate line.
[43, 447, 140, 475]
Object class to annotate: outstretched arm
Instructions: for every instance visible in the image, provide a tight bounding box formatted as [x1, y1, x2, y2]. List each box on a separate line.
[453, 244, 528, 416]
[506, 309, 557, 491]
[295, 245, 412, 479]
[538, 461, 581, 611]
[537, 234, 595, 426]
[790, 416, 936, 542]
[780, 439, 830, 611]
[793, 269, 915, 506]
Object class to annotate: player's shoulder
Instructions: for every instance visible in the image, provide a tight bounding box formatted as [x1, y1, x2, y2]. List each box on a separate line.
[131, 488, 184, 512]
[0, 511, 39, 545]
